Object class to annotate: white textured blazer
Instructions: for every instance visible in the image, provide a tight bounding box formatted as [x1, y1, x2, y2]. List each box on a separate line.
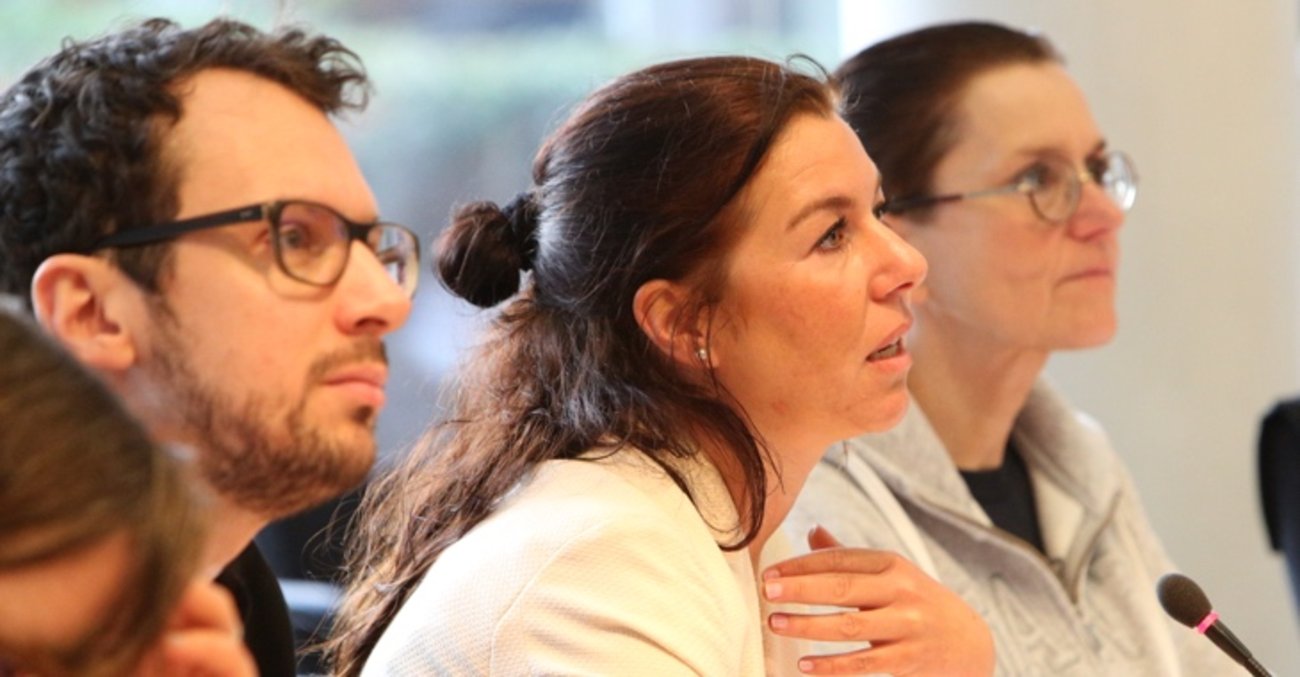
[364, 447, 799, 676]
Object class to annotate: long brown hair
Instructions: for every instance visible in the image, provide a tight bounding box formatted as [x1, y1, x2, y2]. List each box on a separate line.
[327, 55, 836, 674]
[0, 308, 205, 675]
[835, 21, 1060, 215]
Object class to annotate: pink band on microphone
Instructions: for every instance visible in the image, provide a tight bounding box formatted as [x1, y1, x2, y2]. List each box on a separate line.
[1195, 611, 1219, 634]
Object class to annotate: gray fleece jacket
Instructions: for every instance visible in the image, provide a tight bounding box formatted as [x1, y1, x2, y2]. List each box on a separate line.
[784, 380, 1238, 676]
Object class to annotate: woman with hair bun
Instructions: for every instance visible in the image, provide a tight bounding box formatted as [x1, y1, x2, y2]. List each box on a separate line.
[330, 55, 993, 676]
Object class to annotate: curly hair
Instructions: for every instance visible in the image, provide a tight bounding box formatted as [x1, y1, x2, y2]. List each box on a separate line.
[0, 17, 370, 303]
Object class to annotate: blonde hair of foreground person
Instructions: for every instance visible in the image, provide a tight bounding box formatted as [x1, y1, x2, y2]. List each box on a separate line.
[0, 305, 253, 677]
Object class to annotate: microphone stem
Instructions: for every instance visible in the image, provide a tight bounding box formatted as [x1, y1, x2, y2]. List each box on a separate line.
[1243, 656, 1271, 677]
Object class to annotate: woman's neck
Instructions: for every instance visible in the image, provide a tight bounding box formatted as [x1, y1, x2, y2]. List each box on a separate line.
[698, 429, 824, 568]
[750, 462, 812, 568]
[907, 323, 1046, 471]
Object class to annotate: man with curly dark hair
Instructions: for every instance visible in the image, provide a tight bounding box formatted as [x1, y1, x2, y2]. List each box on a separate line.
[0, 17, 417, 675]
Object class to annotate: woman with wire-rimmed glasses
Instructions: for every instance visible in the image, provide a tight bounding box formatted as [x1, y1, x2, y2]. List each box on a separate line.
[775, 21, 1238, 676]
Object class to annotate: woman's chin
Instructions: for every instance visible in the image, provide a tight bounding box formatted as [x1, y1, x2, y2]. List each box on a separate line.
[1057, 318, 1118, 351]
[851, 387, 912, 437]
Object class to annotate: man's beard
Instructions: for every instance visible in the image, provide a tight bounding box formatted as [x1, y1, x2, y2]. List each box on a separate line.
[144, 317, 383, 519]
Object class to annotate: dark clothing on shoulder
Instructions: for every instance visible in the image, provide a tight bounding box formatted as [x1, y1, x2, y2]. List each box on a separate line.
[215, 543, 296, 677]
[1260, 398, 1300, 618]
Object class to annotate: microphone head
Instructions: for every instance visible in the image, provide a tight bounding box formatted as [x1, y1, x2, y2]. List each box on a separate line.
[1157, 572, 1213, 627]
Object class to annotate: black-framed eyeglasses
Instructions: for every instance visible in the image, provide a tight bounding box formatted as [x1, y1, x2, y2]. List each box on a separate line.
[87, 200, 420, 297]
[874, 150, 1138, 224]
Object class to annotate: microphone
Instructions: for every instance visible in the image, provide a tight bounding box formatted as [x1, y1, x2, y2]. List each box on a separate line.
[1156, 572, 1271, 676]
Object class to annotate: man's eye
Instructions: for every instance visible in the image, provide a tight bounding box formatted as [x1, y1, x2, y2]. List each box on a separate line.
[277, 223, 315, 251]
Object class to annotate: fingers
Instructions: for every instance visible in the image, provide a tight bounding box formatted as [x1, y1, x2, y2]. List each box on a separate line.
[764, 568, 901, 609]
[131, 581, 253, 677]
[793, 643, 922, 676]
[773, 613, 991, 676]
[766, 544, 903, 580]
[806, 525, 843, 551]
[768, 607, 918, 643]
[766, 530, 994, 675]
[161, 632, 258, 677]
[764, 545, 928, 611]
[168, 581, 243, 634]
[765, 578, 997, 677]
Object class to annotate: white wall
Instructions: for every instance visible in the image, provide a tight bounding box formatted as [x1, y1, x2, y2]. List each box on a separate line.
[839, 1, 1300, 672]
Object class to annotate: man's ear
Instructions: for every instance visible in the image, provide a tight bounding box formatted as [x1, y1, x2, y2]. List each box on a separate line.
[633, 278, 711, 369]
[30, 254, 141, 372]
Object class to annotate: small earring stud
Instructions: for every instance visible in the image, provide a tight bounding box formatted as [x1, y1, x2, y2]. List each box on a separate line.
[696, 347, 709, 362]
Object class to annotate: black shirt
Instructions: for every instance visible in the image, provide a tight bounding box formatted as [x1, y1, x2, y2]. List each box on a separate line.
[215, 543, 297, 677]
[959, 442, 1046, 554]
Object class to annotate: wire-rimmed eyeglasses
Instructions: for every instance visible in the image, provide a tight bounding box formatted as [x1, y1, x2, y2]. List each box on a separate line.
[874, 150, 1138, 224]
[87, 200, 420, 297]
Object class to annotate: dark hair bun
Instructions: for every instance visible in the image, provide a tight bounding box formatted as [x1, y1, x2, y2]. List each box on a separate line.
[436, 193, 539, 308]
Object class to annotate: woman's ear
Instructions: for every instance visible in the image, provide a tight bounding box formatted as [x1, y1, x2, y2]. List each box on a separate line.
[633, 278, 711, 370]
[30, 254, 140, 373]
